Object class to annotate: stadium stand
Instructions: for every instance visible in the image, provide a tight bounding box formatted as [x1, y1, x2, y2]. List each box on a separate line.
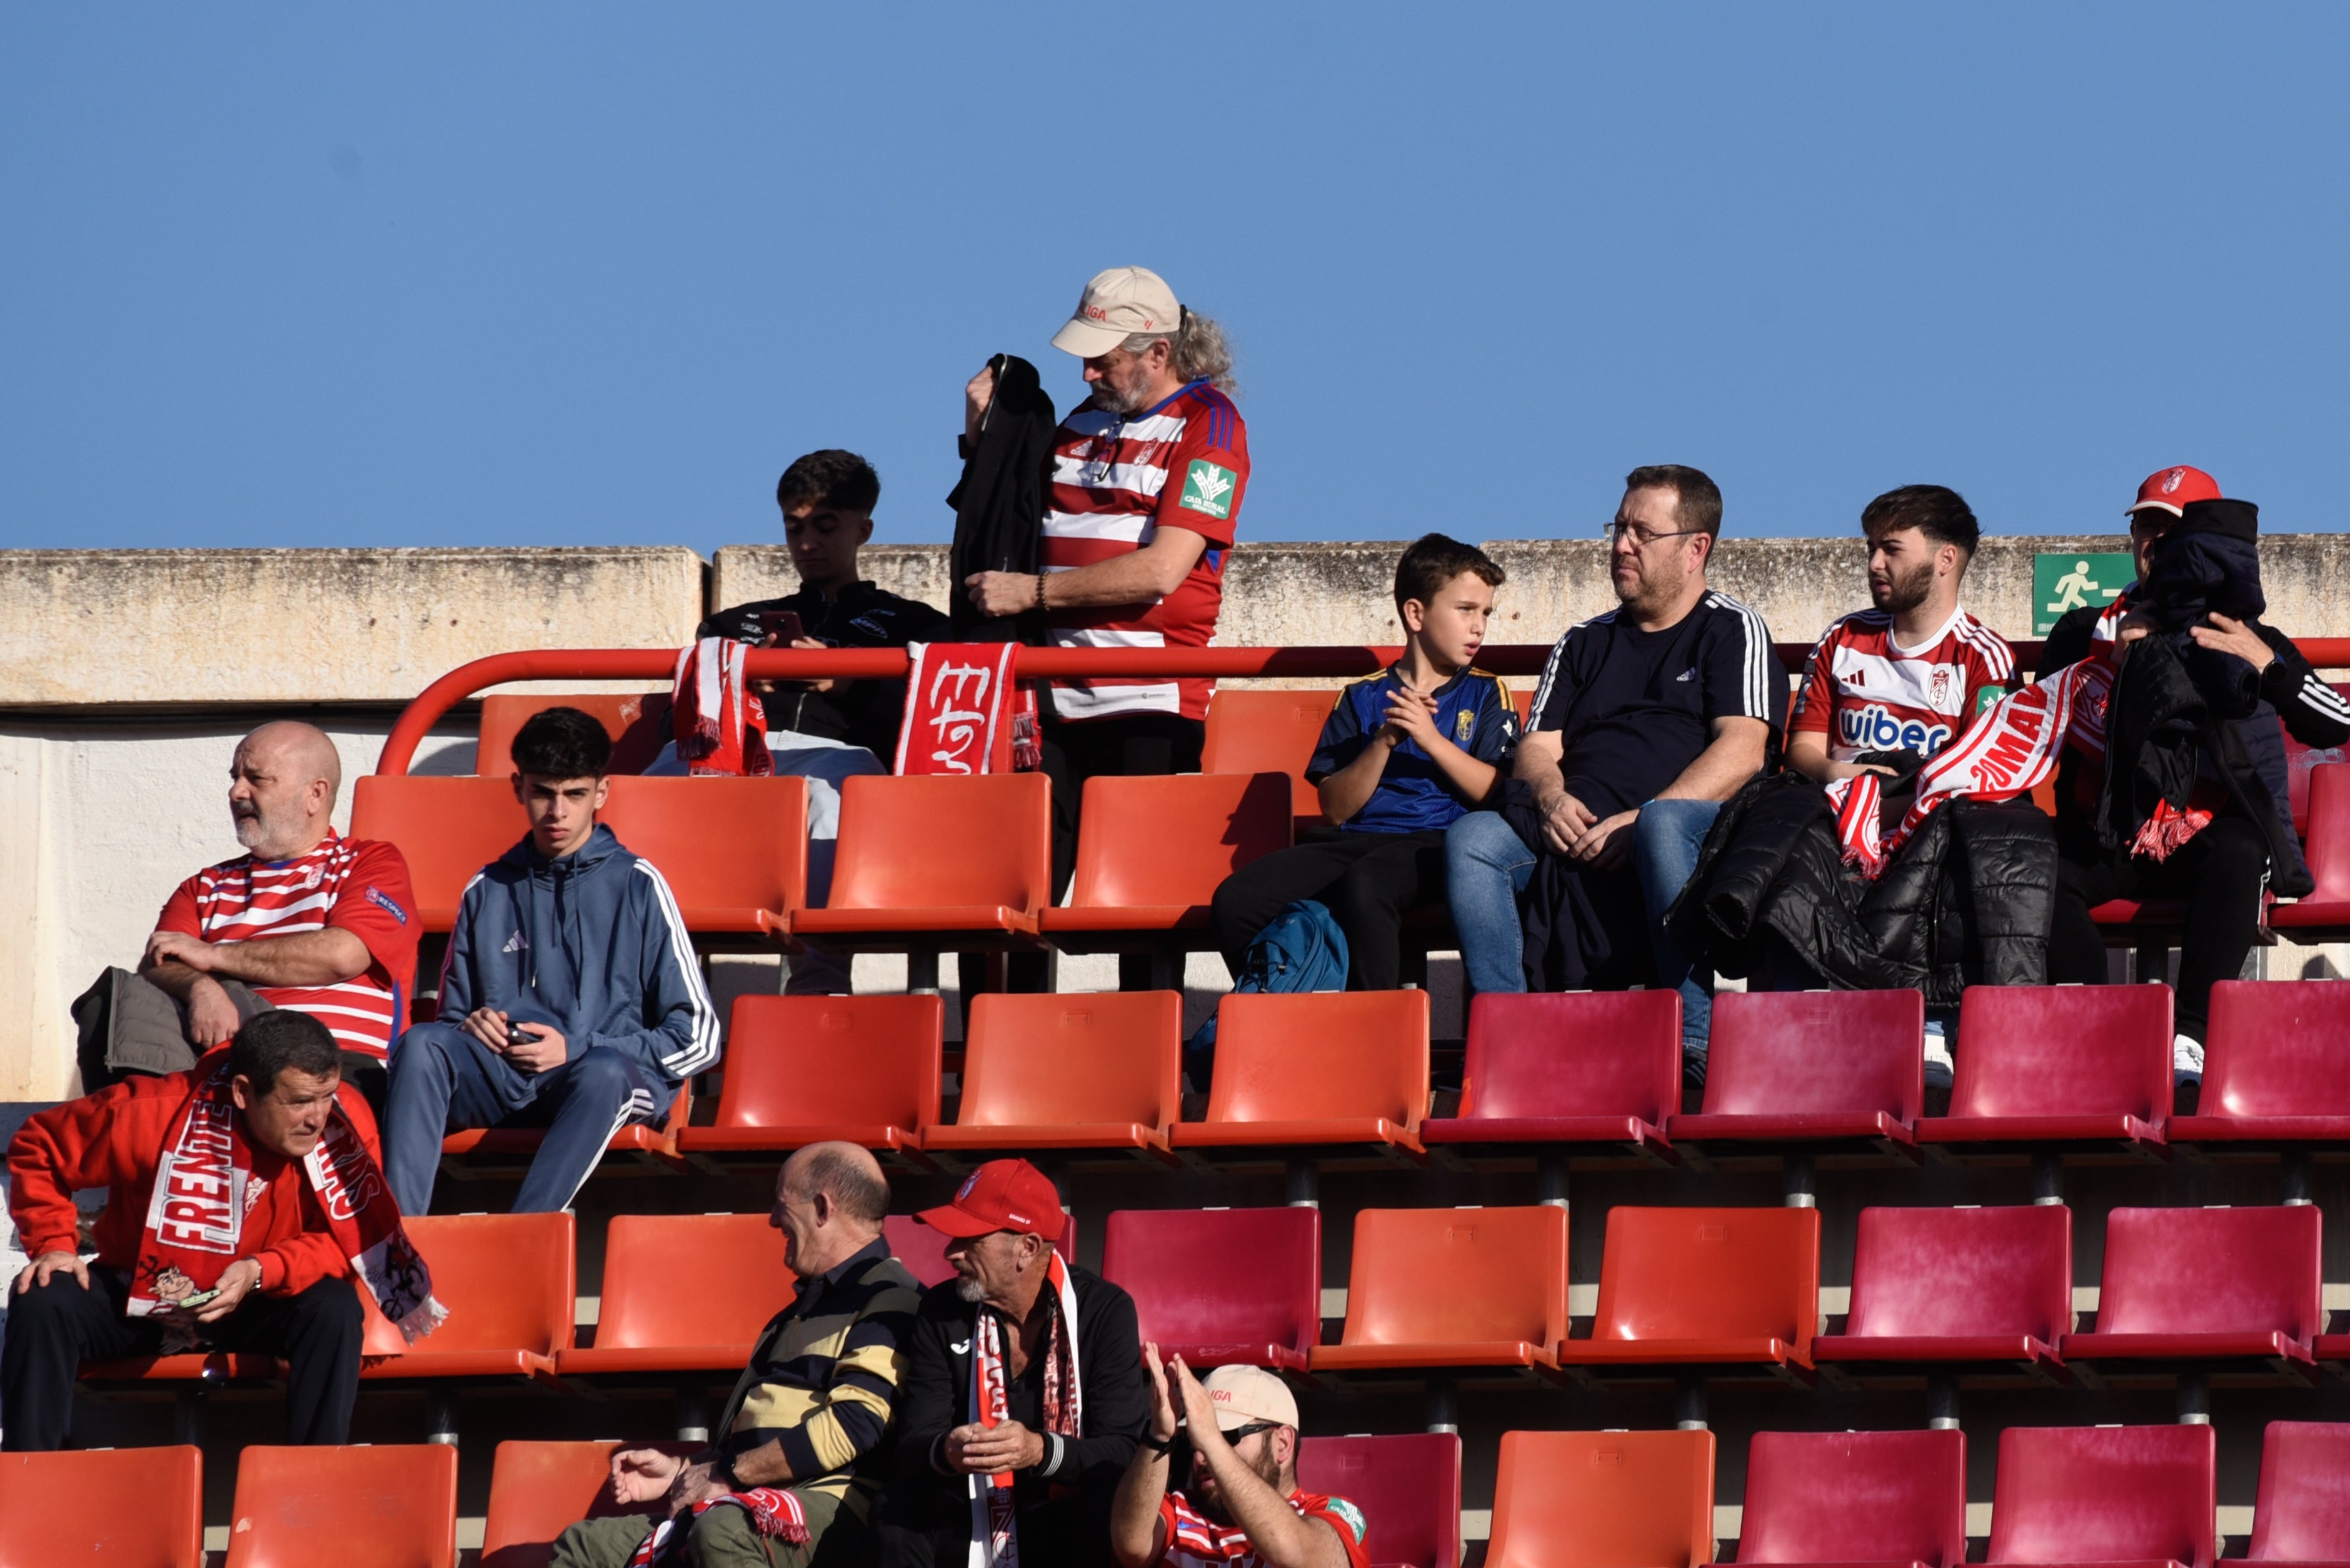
[1984, 1424, 2216, 1568]
[1420, 990, 1680, 1162]
[2247, 1422, 2350, 1564]
[222, 1443, 459, 1568]
[480, 1439, 691, 1568]
[2061, 1205, 2323, 1377]
[1171, 990, 1430, 1160]
[1811, 1204, 2072, 1377]
[1735, 1428, 1967, 1568]
[1557, 1205, 1820, 1379]
[1310, 1204, 1569, 1375]
[1916, 983, 2172, 1155]
[1482, 1428, 1715, 1568]
[921, 990, 1183, 1162]
[1102, 1205, 1322, 1372]
[678, 993, 942, 1165]
[1295, 1433, 1463, 1568]
[1665, 988, 1924, 1157]
[0, 1445, 205, 1567]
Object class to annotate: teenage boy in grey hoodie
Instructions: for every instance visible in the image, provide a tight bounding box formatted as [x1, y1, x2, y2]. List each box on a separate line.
[383, 708, 720, 1215]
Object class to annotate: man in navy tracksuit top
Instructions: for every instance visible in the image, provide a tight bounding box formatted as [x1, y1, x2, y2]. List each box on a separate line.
[383, 707, 720, 1215]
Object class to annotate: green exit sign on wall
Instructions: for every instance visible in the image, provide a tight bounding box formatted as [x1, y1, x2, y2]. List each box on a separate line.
[2032, 552, 2135, 635]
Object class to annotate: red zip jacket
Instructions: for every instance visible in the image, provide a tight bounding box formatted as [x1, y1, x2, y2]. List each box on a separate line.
[8, 1055, 383, 1296]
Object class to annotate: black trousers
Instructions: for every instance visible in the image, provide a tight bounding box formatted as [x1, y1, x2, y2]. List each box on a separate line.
[1040, 711, 1206, 897]
[1210, 828, 1448, 993]
[2047, 813, 2269, 1042]
[0, 1265, 363, 1450]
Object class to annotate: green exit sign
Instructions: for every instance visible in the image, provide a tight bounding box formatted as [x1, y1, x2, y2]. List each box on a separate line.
[2032, 552, 2135, 635]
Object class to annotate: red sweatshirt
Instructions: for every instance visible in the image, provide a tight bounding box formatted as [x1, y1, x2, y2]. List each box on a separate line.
[8, 1056, 383, 1297]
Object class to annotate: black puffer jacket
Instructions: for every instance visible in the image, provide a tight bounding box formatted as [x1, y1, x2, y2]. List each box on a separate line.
[1667, 772, 2056, 1006]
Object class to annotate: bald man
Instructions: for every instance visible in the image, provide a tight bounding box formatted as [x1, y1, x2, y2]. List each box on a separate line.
[554, 1143, 921, 1568]
[73, 723, 419, 1109]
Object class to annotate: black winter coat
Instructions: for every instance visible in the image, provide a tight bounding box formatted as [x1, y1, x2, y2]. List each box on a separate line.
[947, 353, 1058, 643]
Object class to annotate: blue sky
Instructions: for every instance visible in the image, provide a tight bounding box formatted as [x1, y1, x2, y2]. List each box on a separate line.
[3, 6, 2345, 553]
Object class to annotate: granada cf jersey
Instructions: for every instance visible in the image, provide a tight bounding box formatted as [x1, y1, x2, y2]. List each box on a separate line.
[1787, 605, 2016, 763]
[1157, 1488, 1372, 1568]
[1042, 378, 1248, 723]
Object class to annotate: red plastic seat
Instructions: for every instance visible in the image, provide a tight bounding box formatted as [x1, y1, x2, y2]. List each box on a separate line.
[923, 991, 1182, 1160]
[0, 1445, 204, 1566]
[1666, 990, 1922, 1153]
[477, 693, 672, 778]
[1737, 1428, 1967, 1568]
[2172, 980, 2350, 1144]
[2247, 1421, 2350, 1564]
[1557, 1205, 1819, 1374]
[481, 1439, 695, 1568]
[1103, 1207, 1320, 1372]
[1171, 991, 1429, 1158]
[1310, 1205, 1567, 1373]
[1916, 983, 2171, 1152]
[1200, 688, 1343, 832]
[357, 1212, 574, 1380]
[1484, 1427, 1715, 1568]
[2062, 1205, 2321, 1374]
[1297, 1432, 1462, 1568]
[2270, 766, 2350, 940]
[678, 994, 941, 1160]
[595, 776, 806, 938]
[351, 775, 528, 932]
[2281, 711, 2350, 837]
[1420, 991, 1679, 1159]
[1040, 772, 1292, 952]
[224, 1443, 458, 1568]
[790, 773, 1053, 951]
[882, 1212, 1077, 1289]
[1812, 1204, 2071, 1375]
[556, 1214, 795, 1377]
[1986, 1423, 2214, 1568]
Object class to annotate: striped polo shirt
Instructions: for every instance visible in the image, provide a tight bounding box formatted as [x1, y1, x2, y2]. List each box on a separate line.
[715, 1236, 922, 1516]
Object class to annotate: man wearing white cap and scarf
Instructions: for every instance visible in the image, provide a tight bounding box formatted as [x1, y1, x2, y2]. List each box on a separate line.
[1110, 1349, 1370, 1568]
[962, 268, 1250, 892]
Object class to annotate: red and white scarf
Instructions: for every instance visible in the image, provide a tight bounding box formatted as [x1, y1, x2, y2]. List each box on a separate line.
[131, 1055, 444, 1351]
[670, 637, 774, 777]
[896, 643, 1021, 775]
[967, 1252, 1083, 1568]
[623, 1486, 809, 1567]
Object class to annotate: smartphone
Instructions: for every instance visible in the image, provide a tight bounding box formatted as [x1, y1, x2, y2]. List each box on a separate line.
[756, 608, 805, 645]
[507, 1027, 543, 1049]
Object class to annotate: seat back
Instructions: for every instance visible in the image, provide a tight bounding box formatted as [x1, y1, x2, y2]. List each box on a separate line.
[593, 1214, 796, 1353]
[2094, 1205, 2322, 1344]
[1205, 991, 1429, 1133]
[1950, 983, 2171, 1122]
[1988, 1424, 2214, 1568]
[1700, 990, 1923, 1120]
[1102, 1207, 1320, 1367]
[1485, 1428, 1715, 1568]
[598, 776, 806, 929]
[1200, 688, 1343, 823]
[712, 995, 942, 1132]
[2206, 978, 2350, 1118]
[2299, 763, 2350, 901]
[2281, 715, 2350, 836]
[481, 1440, 691, 1568]
[825, 773, 1052, 915]
[1067, 771, 1292, 910]
[361, 1212, 575, 1359]
[883, 1213, 1076, 1289]
[477, 693, 673, 778]
[2249, 1421, 2350, 1563]
[351, 775, 525, 930]
[1458, 991, 1679, 1125]
[1297, 1433, 1462, 1568]
[1841, 1204, 2071, 1344]
[224, 1444, 458, 1568]
[957, 992, 1181, 1133]
[1589, 1206, 1819, 1355]
[1337, 1205, 1567, 1352]
[0, 1445, 203, 1567]
[1738, 1429, 1966, 1568]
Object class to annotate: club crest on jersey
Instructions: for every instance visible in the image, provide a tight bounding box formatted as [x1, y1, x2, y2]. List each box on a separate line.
[1454, 709, 1475, 743]
[1180, 460, 1236, 520]
[1929, 668, 1953, 707]
[1838, 703, 1954, 756]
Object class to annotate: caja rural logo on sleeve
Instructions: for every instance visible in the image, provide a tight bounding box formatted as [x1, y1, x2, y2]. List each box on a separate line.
[1180, 460, 1236, 520]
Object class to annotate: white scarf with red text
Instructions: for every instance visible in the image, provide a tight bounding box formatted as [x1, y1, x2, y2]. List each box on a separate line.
[965, 1251, 1082, 1568]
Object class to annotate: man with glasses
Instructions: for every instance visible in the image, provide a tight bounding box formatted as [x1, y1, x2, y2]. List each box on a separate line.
[1110, 1355, 1370, 1568]
[1445, 465, 1785, 1085]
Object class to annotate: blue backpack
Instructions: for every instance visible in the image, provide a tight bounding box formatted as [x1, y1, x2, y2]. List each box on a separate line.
[1183, 899, 1350, 1088]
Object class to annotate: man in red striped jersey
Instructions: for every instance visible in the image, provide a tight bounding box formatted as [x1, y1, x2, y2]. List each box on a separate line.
[82, 723, 418, 1108]
[962, 266, 1247, 890]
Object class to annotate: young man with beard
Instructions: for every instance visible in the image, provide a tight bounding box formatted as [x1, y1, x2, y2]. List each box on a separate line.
[1110, 1354, 1370, 1568]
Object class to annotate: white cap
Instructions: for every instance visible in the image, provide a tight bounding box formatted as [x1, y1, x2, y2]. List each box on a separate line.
[1199, 1363, 1298, 1431]
[1050, 266, 1183, 358]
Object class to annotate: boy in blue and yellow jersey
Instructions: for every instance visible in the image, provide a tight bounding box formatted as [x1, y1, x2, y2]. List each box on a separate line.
[1208, 535, 1518, 991]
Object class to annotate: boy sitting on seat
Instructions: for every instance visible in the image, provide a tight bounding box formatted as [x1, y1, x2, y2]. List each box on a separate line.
[1208, 533, 1517, 993]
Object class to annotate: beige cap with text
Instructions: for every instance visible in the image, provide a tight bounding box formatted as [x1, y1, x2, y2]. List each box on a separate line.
[1050, 266, 1182, 358]
[1199, 1363, 1299, 1431]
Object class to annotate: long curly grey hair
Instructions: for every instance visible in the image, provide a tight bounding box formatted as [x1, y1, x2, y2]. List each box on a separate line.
[1123, 309, 1238, 397]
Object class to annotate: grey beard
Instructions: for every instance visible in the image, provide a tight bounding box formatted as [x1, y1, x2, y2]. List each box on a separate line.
[954, 1277, 986, 1304]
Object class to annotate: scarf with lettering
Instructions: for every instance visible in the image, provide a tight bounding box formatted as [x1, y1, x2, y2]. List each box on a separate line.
[131, 1053, 445, 1353]
[897, 642, 1022, 775]
[967, 1251, 1083, 1568]
[624, 1487, 809, 1567]
[670, 637, 774, 777]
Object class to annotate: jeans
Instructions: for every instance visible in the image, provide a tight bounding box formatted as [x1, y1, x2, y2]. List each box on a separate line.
[1632, 798, 1722, 1058]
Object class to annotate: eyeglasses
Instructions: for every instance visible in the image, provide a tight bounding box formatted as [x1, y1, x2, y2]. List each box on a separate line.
[1220, 1420, 1280, 1444]
[1604, 520, 1705, 548]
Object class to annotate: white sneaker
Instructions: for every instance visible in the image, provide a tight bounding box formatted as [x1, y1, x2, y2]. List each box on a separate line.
[1922, 1021, 1956, 1090]
[2172, 1033, 2205, 1084]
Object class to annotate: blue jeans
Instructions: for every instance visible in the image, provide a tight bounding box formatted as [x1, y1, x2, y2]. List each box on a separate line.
[1633, 798, 1722, 1058]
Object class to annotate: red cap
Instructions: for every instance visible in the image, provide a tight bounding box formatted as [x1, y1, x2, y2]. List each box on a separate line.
[2127, 465, 2222, 518]
[915, 1158, 1066, 1242]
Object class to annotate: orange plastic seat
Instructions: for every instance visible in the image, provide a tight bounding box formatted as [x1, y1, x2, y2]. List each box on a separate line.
[678, 994, 942, 1160]
[1200, 688, 1343, 833]
[1557, 1205, 1819, 1374]
[0, 1445, 204, 1566]
[481, 1439, 699, 1568]
[358, 1212, 574, 1380]
[556, 1214, 796, 1377]
[595, 775, 806, 939]
[351, 775, 528, 932]
[1484, 1428, 1717, 1568]
[477, 692, 672, 778]
[1040, 772, 1292, 952]
[923, 991, 1182, 1160]
[1171, 991, 1430, 1157]
[223, 1443, 458, 1568]
[790, 773, 1053, 952]
[1310, 1205, 1567, 1374]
